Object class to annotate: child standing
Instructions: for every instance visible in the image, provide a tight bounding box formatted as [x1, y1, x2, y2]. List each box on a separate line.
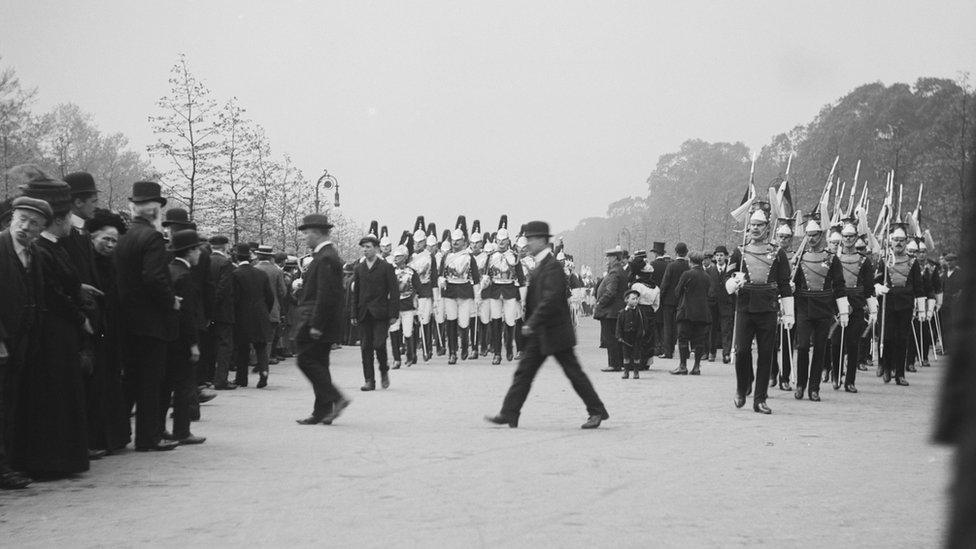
[616, 289, 645, 379]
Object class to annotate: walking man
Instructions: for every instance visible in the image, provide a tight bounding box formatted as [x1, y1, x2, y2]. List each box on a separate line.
[671, 252, 713, 375]
[485, 221, 609, 429]
[352, 233, 398, 391]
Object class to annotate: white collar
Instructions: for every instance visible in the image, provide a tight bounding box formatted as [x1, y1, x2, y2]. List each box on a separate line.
[313, 241, 332, 254]
[533, 247, 551, 264]
[212, 249, 227, 257]
[175, 257, 192, 269]
[70, 213, 86, 230]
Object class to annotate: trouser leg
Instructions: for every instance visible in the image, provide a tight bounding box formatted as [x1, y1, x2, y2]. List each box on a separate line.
[808, 318, 831, 392]
[499, 337, 546, 418]
[752, 312, 777, 403]
[130, 336, 166, 449]
[360, 317, 376, 381]
[677, 320, 691, 364]
[297, 338, 342, 418]
[554, 348, 608, 417]
[733, 312, 757, 397]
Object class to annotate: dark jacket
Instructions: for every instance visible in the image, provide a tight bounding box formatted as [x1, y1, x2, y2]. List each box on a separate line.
[296, 243, 345, 343]
[232, 262, 274, 342]
[255, 260, 287, 322]
[675, 265, 713, 323]
[352, 257, 398, 321]
[661, 257, 690, 307]
[209, 251, 235, 324]
[114, 216, 177, 341]
[594, 264, 626, 319]
[0, 230, 43, 357]
[615, 306, 645, 342]
[194, 245, 214, 322]
[169, 258, 206, 344]
[706, 263, 734, 315]
[650, 257, 669, 287]
[525, 251, 576, 355]
[61, 225, 99, 287]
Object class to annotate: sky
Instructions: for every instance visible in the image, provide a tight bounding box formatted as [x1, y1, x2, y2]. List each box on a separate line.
[1, 0, 974, 235]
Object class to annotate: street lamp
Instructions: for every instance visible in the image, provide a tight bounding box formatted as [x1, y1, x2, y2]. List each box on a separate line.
[315, 170, 340, 212]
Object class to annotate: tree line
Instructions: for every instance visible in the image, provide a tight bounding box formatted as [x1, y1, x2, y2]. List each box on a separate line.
[559, 77, 975, 273]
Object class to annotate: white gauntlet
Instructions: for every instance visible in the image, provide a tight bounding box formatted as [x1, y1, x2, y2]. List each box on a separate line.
[836, 297, 850, 328]
[915, 297, 926, 322]
[867, 296, 879, 325]
[874, 283, 890, 296]
[780, 296, 795, 330]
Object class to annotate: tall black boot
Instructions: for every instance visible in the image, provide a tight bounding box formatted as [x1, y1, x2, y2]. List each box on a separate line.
[514, 318, 524, 359]
[479, 321, 489, 356]
[504, 324, 515, 361]
[468, 323, 477, 357]
[436, 322, 447, 356]
[460, 324, 470, 361]
[690, 353, 702, 375]
[406, 335, 417, 366]
[447, 321, 458, 364]
[390, 330, 402, 369]
[490, 319, 503, 364]
[421, 322, 433, 361]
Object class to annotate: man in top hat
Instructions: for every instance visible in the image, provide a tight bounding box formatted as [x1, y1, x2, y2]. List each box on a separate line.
[660, 242, 690, 359]
[829, 217, 876, 393]
[438, 216, 481, 364]
[203, 235, 237, 389]
[707, 245, 735, 364]
[790, 212, 848, 402]
[486, 215, 525, 365]
[486, 221, 609, 429]
[0, 196, 51, 488]
[874, 222, 925, 386]
[408, 217, 439, 361]
[160, 229, 207, 445]
[294, 213, 350, 425]
[725, 202, 793, 414]
[114, 181, 180, 451]
[254, 245, 288, 366]
[230, 243, 274, 388]
[594, 245, 627, 372]
[353, 232, 398, 390]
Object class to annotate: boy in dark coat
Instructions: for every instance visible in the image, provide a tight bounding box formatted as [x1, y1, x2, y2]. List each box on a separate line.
[616, 290, 644, 379]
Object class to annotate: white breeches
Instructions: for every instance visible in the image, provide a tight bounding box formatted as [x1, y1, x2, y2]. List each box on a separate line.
[490, 298, 520, 326]
[389, 310, 416, 337]
[444, 299, 473, 327]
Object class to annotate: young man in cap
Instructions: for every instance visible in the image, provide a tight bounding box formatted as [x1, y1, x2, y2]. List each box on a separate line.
[0, 196, 51, 488]
[595, 246, 627, 372]
[294, 214, 350, 425]
[725, 203, 794, 414]
[204, 235, 237, 389]
[352, 233, 398, 390]
[660, 242, 690, 359]
[254, 245, 288, 366]
[486, 221, 609, 429]
[160, 229, 207, 445]
[230, 243, 274, 388]
[114, 181, 180, 451]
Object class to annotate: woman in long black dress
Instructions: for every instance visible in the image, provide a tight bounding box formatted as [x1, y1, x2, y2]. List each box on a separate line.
[13, 179, 89, 476]
[85, 210, 131, 453]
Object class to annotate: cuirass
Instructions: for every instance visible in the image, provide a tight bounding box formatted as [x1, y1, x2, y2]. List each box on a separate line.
[743, 245, 775, 284]
[489, 250, 518, 282]
[473, 252, 488, 273]
[443, 251, 472, 281]
[521, 256, 536, 284]
[409, 252, 432, 283]
[800, 250, 831, 291]
[396, 266, 417, 299]
[837, 252, 863, 288]
[888, 255, 913, 287]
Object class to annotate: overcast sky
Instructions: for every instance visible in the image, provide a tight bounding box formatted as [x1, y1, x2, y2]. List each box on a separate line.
[2, 1, 974, 235]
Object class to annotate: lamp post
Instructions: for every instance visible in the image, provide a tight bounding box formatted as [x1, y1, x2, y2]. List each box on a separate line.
[315, 170, 340, 212]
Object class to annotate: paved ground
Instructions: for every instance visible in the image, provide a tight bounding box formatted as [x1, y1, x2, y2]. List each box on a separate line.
[0, 322, 952, 548]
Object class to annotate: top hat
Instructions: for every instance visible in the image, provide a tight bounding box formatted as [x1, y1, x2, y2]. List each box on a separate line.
[651, 241, 666, 255]
[162, 208, 192, 228]
[522, 220, 552, 239]
[167, 229, 202, 253]
[232, 243, 252, 260]
[11, 196, 54, 221]
[64, 172, 98, 196]
[256, 244, 274, 257]
[297, 213, 334, 231]
[129, 181, 167, 206]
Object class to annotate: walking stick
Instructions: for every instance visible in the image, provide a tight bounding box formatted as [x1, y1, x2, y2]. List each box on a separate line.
[927, 318, 938, 361]
[837, 323, 846, 386]
[934, 312, 945, 355]
[786, 325, 797, 387]
[909, 315, 923, 369]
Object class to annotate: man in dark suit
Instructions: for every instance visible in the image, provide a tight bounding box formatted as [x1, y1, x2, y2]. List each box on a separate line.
[0, 197, 50, 488]
[486, 221, 609, 430]
[160, 229, 206, 445]
[204, 235, 236, 389]
[671, 252, 713, 375]
[707, 245, 735, 363]
[649, 241, 669, 354]
[230, 244, 274, 388]
[594, 247, 626, 372]
[659, 242, 690, 359]
[293, 214, 350, 425]
[114, 181, 179, 452]
[352, 234, 398, 391]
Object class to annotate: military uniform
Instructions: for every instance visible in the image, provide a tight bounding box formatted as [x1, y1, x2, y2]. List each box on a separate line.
[438, 216, 481, 364]
[875, 223, 925, 385]
[829, 219, 876, 392]
[485, 216, 525, 364]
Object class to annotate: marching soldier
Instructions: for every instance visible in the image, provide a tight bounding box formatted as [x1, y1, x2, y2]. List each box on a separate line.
[917, 239, 942, 367]
[470, 221, 490, 359]
[408, 217, 439, 361]
[768, 218, 796, 391]
[438, 216, 481, 364]
[390, 244, 423, 368]
[829, 218, 876, 393]
[790, 213, 848, 402]
[485, 216, 525, 365]
[874, 221, 925, 386]
[725, 203, 793, 414]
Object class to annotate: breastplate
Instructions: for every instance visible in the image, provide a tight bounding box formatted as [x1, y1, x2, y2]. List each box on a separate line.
[474, 252, 488, 274]
[444, 252, 472, 281]
[889, 256, 912, 287]
[521, 256, 536, 284]
[489, 251, 517, 282]
[396, 267, 416, 299]
[742, 245, 774, 284]
[800, 250, 831, 291]
[838, 252, 863, 288]
[409, 252, 432, 283]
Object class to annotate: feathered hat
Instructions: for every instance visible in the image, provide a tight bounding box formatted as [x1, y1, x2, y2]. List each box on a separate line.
[496, 215, 510, 241]
[451, 215, 468, 241]
[413, 216, 427, 242]
[470, 219, 483, 243]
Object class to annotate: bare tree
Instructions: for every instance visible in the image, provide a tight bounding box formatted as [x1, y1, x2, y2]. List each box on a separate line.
[213, 97, 258, 243]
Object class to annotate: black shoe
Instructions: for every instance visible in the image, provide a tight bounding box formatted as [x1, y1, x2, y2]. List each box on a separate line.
[779, 381, 791, 392]
[0, 471, 32, 489]
[436, 347, 446, 357]
[296, 416, 324, 425]
[906, 363, 917, 373]
[770, 377, 777, 388]
[214, 383, 238, 390]
[734, 393, 746, 408]
[670, 366, 688, 375]
[833, 379, 841, 390]
[622, 371, 630, 379]
[448, 354, 458, 365]
[753, 401, 772, 415]
[321, 398, 351, 423]
[722, 355, 731, 364]
[507, 350, 515, 362]
[844, 384, 858, 393]
[794, 387, 804, 400]
[921, 360, 931, 367]
[256, 374, 268, 389]
[601, 367, 622, 372]
[857, 364, 868, 371]
[883, 369, 892, 383]
[88, 448, 107, 460]
[177, 434, 206, 445]
[708, 353, 716, 362]
[392, 361, 401, 370]
[514, 352, 523, 360]
[689, 365, 700, 375]
[876, 365, 884, 378]
[460, 348, 469, 361]
[135, 440, 179, 452]
[492, 354, 502, 365]
[198, 390, 217, 403]
[808, 390, 821, 402]
[381, 373, 390, 389]
[484, 414, 518, 428]
[895, 377, 910, 386]
[581, 415, 603, 429]
[361, 380, 376, 391]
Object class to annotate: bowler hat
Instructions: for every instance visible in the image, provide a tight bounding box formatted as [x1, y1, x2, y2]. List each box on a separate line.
[11, 196, 54, 221]
[522, 220, 552, 239]
[256, 244, 274, 257]
[167, 229, 202, 253]
[12, 164, 73, 216]
[297, 214, 333, 231]
[209, 235, 229, 245]
[64, 172, 98, 196]
[129, 181, 167, 206]
[651, 241, 666, 255]
[713, 245, 729, 255]
[233, 243, 252, 260]
[162, 208, 192, 228]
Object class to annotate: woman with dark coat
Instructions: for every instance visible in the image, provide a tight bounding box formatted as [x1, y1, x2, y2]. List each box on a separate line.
[85, 210, 131, 453]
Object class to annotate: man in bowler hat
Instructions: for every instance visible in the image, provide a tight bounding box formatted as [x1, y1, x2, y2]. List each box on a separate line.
[486, 221, 609, 429]
[294, 213, 350, 425]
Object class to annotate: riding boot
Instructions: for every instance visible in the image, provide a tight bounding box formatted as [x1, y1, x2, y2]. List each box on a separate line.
[460, 325, 470, 360]
[504, 324, 515, 361]
[390, 330, 402, 368]
[479, 321, 490, 356]
[491, 319, 503, 362]
[447, 321, 458, 364]
[406, 335, 416, 365]
[436, 322, 447, 356]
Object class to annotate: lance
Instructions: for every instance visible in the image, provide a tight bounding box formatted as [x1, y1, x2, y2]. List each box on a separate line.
[790, 157, 839, 279]
[787, 326, 797, 388]
[910, 314, 923, 370]
[846, 160, 861, 216]
[731, 153, 758, 355]
[784, 152, 794, 181]
[934, 312, 945, 354]
[927, 318, 937, 362]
